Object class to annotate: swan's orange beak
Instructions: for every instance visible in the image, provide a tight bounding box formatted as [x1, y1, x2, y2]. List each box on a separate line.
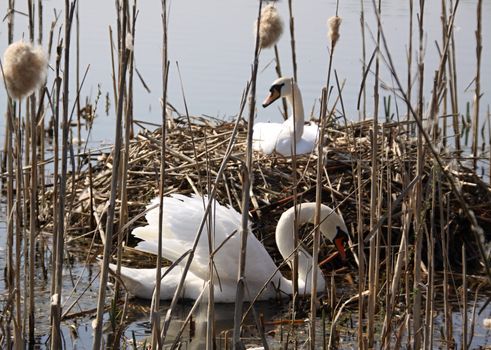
[334, 233, 348, 261]
[262, 88, 281, 107]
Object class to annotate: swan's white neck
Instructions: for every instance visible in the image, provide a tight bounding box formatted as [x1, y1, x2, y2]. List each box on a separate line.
[286, 83, 305, 144]
[275, 203, 326, 292]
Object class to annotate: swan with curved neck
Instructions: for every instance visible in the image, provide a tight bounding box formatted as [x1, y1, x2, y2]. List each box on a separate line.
[253, 77, 319, 156]
[112, 194, 348, 302]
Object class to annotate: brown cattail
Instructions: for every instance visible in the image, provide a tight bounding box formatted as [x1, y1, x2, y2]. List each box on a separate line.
[2, 40, 47, 99]
[327, 16, 342, 49]
[256, 4, 284, 49]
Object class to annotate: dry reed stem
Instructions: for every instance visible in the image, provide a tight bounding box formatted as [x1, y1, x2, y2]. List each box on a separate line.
[233, 1, 264, 347]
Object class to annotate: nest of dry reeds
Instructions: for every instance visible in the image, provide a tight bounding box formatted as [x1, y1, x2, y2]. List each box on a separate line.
[40, 115, 491, 272]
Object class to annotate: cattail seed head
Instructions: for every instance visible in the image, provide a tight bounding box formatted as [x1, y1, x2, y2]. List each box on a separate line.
[327, 16, 342, 49]
[2, 40, 48, 99]
[256, 4, 283, 49]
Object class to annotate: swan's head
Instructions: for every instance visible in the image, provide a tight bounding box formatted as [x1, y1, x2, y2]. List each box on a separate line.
[262, 77, 294, 107]
[319, 209, 350, 261]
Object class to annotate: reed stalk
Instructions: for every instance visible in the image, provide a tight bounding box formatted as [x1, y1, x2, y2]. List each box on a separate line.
[412, 1, 426, 347]
[359, 0, 366, 121]
[92, 0, 130, 346]
[233, 1, 263, 347]
[407, 0, 413, 134]
[471, 0, 482, 170]
[309, 87, 327, 349]
[462, 244, 467, 349]
[287, 0, 297, 81]
[443, 1, 461, 152]
[273, 45, 288, 120]
[367, 1, 381, 347]
[151, 1, 168, 347]
[356, 159, 366, 349]
[14, 103, 24, 350]
[51, 2, 77, 348]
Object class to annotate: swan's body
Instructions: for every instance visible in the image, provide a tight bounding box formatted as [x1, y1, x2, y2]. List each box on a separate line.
[114, 194, 348, 302]
[253, 77, 319, 156]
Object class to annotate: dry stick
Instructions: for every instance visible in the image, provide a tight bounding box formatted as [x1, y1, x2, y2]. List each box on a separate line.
[25, 2, 38, 338]
[444, 1, 461, 152]
[290, 78, 299, 347]
[462, 244, 467, 350]
[273, 45, 289, 120]
[115, 3, 137, 346]
[374, 0, 491, 296]
[287, 0, 297, 81]
[51, 3, 77, 349]
[359, 0, 367, 121]
[233, 1, 263, 347]
[159, 83, 251, 344]
[205, 141, 216, 350]
[367, 1, 381, 348]
[28, 89, 46, 345]
[356, 159, 366, 350]
[5, 102, 16, 349]
[424, 172, 437, 350]
[412, 1, 425, 348]
[76, 1, 81, 162]
[3, 9, 15, 346]
[92, 4, 130, 348]
[407, 0, 413, 134]
[309, 88, 327, 350]
[471, 0, 482, 170]
[14, 103, 25, 350]
[49, 38, 62, 341]
[151, 1, 168, 347]
[176, 61, 205, 193]
[439, 175, 451, 348]
[381, 136, 393, 349]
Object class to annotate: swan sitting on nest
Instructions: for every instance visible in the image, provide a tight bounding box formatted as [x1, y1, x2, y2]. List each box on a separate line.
[253, 77, 319, 157]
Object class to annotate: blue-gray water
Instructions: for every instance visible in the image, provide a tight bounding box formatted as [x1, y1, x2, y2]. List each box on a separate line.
[0, 0, 490, 142]
[1, 0, 491, 347]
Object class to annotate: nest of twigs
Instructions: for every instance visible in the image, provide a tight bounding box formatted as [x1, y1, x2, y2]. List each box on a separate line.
[41, 115, 491, 272]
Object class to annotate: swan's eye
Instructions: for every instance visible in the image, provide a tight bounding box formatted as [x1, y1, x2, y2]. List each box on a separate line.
[270, 83, 284, 93]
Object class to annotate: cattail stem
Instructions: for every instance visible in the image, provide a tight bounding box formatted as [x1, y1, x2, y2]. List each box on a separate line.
[92, 1, 130, 347]
[471, 0, 482, 169]
[233, 1, 263, 346]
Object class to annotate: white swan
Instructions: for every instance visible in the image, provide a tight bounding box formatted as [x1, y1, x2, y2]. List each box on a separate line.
[112, 194, 348, 302]
[253, 77, 319, 156]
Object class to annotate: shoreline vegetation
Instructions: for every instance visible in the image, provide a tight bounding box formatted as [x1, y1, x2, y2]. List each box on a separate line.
[1, 0, 491, 348]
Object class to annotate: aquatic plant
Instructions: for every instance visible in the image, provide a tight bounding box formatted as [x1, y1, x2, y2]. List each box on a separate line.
[256, 3, 283, 49]
[2, 41, 47, 99]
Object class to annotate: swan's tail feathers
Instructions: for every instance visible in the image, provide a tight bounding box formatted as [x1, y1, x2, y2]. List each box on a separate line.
[132, 225, 158, 242]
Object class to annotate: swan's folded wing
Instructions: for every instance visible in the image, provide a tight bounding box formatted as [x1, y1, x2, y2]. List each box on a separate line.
[295, 124, 319, 155]
[131, 194, 248, 282]
[253, 122, 284, 154]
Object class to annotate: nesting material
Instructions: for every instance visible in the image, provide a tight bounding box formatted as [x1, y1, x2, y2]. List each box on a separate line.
[328, 16, 342, 49]
[2, 40, 47, 99]
[256, 4, 283, 49]
[39, 114, 491, 272]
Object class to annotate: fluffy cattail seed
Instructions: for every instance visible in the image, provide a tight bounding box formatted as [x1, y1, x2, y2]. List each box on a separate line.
[2, 41, 47, 99]
[256, 4, 283, 49]
[327, 16, 342, 49]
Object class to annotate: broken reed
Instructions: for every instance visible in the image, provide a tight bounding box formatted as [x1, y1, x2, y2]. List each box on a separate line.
[1, 0, 491, 349]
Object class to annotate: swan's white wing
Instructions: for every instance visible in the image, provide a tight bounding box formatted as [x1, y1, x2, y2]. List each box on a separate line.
[111, 263, 207, 300]
[131, 194, 281, 289]
[295, 123, 319, 155]
[253, 122, 284, 154]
